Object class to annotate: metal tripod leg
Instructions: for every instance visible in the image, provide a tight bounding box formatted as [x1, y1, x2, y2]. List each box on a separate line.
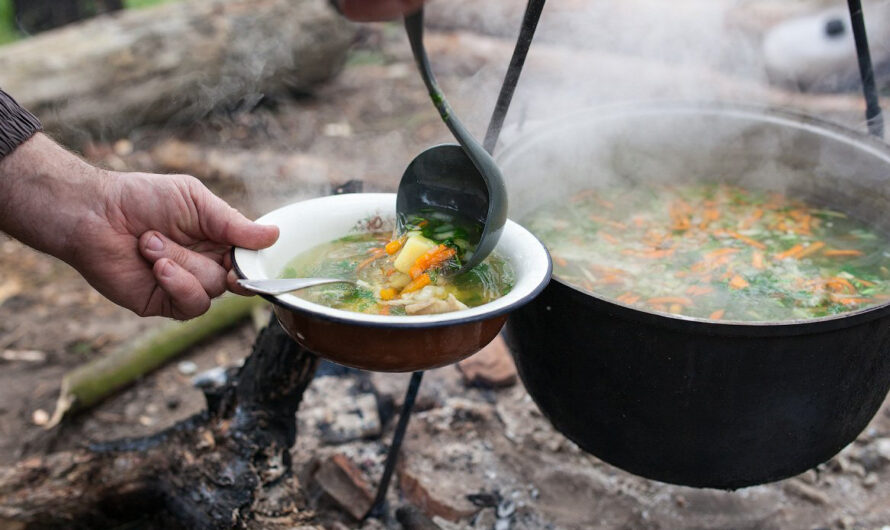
[363, 370, 425, 520]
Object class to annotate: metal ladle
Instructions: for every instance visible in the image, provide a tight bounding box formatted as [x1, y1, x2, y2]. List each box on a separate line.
[397, 6, 508, 274]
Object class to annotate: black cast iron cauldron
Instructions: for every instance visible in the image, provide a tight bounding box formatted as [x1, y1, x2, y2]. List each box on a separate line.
[498, 103, 890, 489]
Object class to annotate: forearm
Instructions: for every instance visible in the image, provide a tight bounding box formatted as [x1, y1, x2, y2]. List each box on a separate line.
[0, 133, 109, 263]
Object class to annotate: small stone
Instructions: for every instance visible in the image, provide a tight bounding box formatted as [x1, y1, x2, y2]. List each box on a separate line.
[313, 454, 374, 520]
[457, 335, 517, 389]
[1, 349, 46, 363]
[495, 519, 511, 530]
[319, 393, 381, 444]
[784, 479, 830, 506]
[177, 360, 198, 375]
[138, 415, 155, 426]
[31, 409, 49, 426]
[864, 472, 879, 488]
[398, 466, 481, 522]
[323, 122, 353, 138]
[191, 366, 228, 388]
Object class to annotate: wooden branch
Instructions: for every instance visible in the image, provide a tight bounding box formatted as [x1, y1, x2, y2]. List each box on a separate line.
[0, 319, 320, 529]
[49, 295, 265, 427]
[0, 0, 357, 143]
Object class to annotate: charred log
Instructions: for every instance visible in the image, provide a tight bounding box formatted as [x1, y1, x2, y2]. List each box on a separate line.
[0, 319, 319, 529]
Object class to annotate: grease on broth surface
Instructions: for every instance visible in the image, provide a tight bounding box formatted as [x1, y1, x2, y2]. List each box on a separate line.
[524, 183, 890, 322]
[282, 213, 514, 316]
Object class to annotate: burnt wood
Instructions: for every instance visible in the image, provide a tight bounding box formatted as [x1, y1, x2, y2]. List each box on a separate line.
[0, 318, 319, 529]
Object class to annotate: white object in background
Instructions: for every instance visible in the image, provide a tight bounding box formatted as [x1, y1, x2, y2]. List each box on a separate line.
[763, 2, 890, 91]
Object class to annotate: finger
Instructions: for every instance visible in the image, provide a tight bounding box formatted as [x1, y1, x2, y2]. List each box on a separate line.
[337, 0, 423, 21]
[227, 268, 256, 297]
[191, 182, 279, 250]
[153, 259, 211, 320]
[139, 231, 228, 298]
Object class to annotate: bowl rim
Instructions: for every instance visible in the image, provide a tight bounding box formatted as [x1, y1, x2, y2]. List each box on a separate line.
[496, 101, 890, 331]
[232, 193, 552, 329]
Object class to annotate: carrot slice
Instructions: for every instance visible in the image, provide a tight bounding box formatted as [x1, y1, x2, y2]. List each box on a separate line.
[729, 275, 749, 289]
[752, 251, 765, 270]
[647, 296, 694, 306]
[725, 231, 766, 250]
[379, 288, 397, 301]
[823, 249, 865, 258]
[774, 244, 804, 260]
[409, 245, 457, 279]
[796, 241, 825, 259]
[401, 273, 431, 294]
[385, 239, 403, 255]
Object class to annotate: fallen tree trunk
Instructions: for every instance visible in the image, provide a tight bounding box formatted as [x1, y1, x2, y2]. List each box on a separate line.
[48, 294, 266, 427]
[0, 318, 319, 529]
[0, 0, 356, 144]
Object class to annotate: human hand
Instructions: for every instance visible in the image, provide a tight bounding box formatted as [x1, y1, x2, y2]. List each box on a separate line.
[0, 134, 278, 320]
[335, 0, 424, 22]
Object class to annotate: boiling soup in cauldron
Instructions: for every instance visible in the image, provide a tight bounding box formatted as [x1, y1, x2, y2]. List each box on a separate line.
[524, 183, 890, 321]
[282, 212, 514, 316]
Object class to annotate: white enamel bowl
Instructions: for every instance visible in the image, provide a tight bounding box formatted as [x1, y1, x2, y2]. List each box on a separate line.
[233, 193, 551, 372]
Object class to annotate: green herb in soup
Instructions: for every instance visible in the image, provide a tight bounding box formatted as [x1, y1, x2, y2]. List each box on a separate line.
[524, 183, 890, 322]
[282, 213, 514, 315]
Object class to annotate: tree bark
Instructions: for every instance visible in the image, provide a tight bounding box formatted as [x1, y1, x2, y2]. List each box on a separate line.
[0, 0, 356, 144]
[0, 319, 320, 529]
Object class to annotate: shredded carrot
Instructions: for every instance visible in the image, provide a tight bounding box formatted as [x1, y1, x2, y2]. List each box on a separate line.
[823, 249, 865, 258]
[826, 277, 857, 294]
[829, 294, 873, 305]
[647, 296, 694, 306]
[553, 255, 568, 267]
[379, 288, 397, 301]
[709, 309, 726, 320]
[409, 245, 457, 279]
[729, 275, 749, 289]
[623, 248, 675, 259]
[739, 209, 762, 230]
[752, 251, 765, 270]
[774, 244, 804, 260]
[725, 231, 766, 250]
[686, 285, 714, 296]
[598, 274, 624, 285]
[379, 305, 391, 315]
[669, 303, 683, 314]
[589, 215, 626, 230]
[600, 232, 620, 244]
[705, 248, 740, 259]
[385, 239, 403, 255]
[401, 273, 431, 294]
[855, 278, 876, 287]
[356, 248, 386, 271]
[795, 241, 825, 259]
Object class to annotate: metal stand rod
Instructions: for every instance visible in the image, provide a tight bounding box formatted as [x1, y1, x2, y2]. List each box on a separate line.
[364, 370, 425, 520]
[847, 0, 884, 138]
[483, 0, 547, 154]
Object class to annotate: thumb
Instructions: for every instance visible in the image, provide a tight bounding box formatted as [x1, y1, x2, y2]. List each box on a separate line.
[196, 186, 279, 250]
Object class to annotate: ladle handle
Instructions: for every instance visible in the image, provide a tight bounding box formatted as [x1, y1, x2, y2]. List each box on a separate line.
[483, 0, 547, 154]
[404, 8, 491, 169]
[236, 278, 354, 295]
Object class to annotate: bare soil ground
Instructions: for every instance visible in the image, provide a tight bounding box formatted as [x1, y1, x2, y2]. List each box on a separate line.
[2, 3, 890, 528]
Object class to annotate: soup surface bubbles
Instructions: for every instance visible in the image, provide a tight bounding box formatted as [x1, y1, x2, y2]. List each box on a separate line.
[524, 183, 890, 322]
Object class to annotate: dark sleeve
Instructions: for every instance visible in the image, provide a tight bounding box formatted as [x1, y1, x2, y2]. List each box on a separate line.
[0, 88, 42, 159]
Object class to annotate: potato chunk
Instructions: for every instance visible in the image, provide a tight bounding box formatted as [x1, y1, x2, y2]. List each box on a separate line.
[393, 235, 436, 274]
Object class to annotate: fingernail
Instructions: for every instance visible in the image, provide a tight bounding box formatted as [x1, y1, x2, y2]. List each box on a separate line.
[146, 234, 164, 252]
[160, 261, 176, 278]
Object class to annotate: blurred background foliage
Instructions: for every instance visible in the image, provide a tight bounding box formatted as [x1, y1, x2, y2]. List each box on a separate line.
[0, 0, 176, 44]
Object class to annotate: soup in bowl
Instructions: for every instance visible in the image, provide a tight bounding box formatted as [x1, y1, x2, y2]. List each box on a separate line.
[233, 193, 551, 372]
